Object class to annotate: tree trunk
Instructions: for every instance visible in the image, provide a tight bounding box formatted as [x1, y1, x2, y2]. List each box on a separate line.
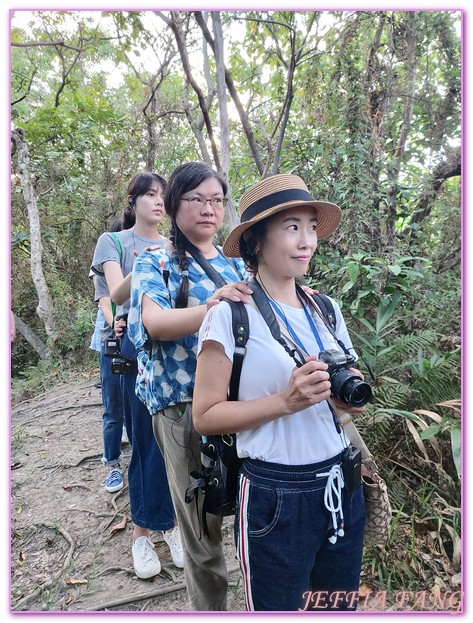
[11, 128, 56, 349]
[194, 11, 264, 175]
[145, 91, 158, 171]
[159, 11, 221, 169]
[385, 12, 417, 245]
[409, 147, 461, 225]
[211, 12, 239, 232]
[13, 314, 49, 360]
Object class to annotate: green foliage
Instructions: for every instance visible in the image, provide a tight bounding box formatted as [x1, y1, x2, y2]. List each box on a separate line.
[54, 300, 97, 355]
[11, 359, 63, 405]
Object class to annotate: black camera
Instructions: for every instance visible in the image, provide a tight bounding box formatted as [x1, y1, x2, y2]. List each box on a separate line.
[318, 349, 372, 408]
[103, 337, 134, 375]
[111, 356, 134, 375]
[103, 336, 121, 357]
[342, 445, 362, 492]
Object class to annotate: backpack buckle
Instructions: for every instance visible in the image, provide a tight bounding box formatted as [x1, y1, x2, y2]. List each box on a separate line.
[222, 434, 234, 447]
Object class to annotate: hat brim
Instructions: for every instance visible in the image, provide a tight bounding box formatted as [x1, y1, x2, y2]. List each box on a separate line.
[223, 199, 342, 258]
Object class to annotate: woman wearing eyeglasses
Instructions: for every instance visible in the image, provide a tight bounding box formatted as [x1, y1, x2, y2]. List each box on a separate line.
[127, 162, 252, 610]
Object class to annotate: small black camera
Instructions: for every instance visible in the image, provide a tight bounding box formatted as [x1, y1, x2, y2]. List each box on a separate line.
[318, 349, 372, 408]
[342, 445, 362, 492]
[103, 337, 121, 358]
[103, 336, 134, 374]
[111, 356, 134, 375]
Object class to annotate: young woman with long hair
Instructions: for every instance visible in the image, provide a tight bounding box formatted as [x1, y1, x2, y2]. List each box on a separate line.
[91, 172, 181, 579]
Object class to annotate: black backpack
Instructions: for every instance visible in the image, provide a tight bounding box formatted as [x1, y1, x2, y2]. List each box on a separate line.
[185, 300, 249, 535]
[185, 279, 339, 535]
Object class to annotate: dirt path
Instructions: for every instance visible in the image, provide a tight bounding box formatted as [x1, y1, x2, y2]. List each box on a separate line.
[10, 375, 462, 616]
[10, 376, 245, 613]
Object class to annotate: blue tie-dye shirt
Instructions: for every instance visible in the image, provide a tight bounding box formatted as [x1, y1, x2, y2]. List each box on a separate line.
[128, 245, 247, 414]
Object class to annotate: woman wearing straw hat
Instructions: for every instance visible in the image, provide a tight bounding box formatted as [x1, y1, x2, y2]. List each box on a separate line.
[127, 162, 252, 610]
[193, 174, 366, 611]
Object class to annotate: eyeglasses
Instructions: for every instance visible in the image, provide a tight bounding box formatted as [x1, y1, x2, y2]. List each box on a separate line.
[181, 196, 228, 209]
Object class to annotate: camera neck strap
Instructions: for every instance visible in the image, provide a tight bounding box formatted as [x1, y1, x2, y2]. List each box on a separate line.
[248, 278, 345, 436]
[247, 279, 306, 368]
[297, 284, 351, 357]
[249, 279, 334, 360]
[182, 238, 242, 288]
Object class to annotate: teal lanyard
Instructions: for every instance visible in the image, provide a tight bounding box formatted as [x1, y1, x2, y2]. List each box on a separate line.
[268, 293, 342, 435]
[268, 293, 325, 355]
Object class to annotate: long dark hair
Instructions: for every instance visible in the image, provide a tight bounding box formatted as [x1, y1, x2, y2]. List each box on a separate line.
[122, 171, 167, 229]
[165, 162, 227, 308]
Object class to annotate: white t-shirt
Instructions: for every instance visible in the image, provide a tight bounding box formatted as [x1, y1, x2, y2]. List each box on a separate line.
[198, 296, 354, 465]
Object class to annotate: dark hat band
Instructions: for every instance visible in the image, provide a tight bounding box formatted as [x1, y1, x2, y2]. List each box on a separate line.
[241, 188, 313, 223]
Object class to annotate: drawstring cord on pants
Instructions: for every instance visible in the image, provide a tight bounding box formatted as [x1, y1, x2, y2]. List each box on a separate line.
[317, 463, 345, 544]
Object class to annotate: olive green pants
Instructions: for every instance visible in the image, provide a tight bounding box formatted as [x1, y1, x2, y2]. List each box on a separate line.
[153, 403, 228, 611]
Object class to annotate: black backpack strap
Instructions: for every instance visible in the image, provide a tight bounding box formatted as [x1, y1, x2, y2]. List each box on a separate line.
[223, 300, 250, 401]
[163, 269, 170, 288]
[185, 301, 248, 535]
[312, 293, 337, 332]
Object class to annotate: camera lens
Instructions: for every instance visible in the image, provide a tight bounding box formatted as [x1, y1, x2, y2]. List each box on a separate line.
[331, 369, 372, 407]
[339, 376, 372, 407]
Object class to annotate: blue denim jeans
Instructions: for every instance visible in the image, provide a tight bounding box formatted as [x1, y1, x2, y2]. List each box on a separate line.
[235, 455, 365, 611]
[120, 329, 175, 531]
[99, 347, 124, 466]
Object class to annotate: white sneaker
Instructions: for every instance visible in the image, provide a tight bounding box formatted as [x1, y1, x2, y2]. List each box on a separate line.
[163, 526, 184, 568]
[132, 536, 161, 579]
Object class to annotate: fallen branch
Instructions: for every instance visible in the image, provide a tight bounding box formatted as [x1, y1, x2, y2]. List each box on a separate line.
[90, 582, 187, 611]
[67, 508, 117, 519]
[12, 380, 99, 415]
[63, 483, 92, 492]
[12, 523, 75, 611]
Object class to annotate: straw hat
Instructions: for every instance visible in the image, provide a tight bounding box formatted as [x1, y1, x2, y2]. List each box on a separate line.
[223, 174, 342, 258]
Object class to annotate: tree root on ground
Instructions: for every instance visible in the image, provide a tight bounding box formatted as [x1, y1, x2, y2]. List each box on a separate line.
[94, 565, 135, 577]
[12, 523, 75, 611]
[11, 380, 99, 416]
[89, 581, 188, 611]
[67, 508, 117, 519]
[62, 483, 92, 491]
[88, 574, 242, 612]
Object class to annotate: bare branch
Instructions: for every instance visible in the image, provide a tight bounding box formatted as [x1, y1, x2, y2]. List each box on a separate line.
[11, 65, 38, 106]
[12, 40, 85, 52]
[12, 314, 48, 360]
[157, 11, 221, 168]
[193, 11, 264, 175]
[409, 147, 461, 226]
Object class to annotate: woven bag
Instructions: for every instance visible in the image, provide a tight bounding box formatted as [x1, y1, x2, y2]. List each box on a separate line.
[362, 464, 392, 545]
[336, 410, 392, 546]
